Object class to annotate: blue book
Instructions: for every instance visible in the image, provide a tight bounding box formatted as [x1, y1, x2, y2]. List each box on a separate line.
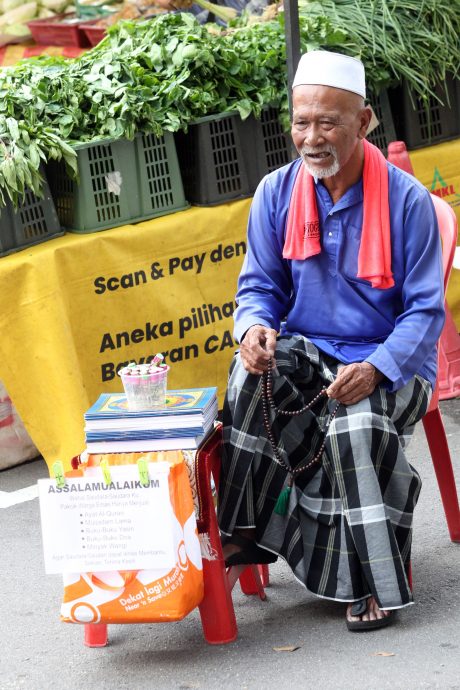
[85, 388, 217, 420]
[84, 388, 218, 435]
[85, 430, 212, 454]
[86, 426, 209, 441]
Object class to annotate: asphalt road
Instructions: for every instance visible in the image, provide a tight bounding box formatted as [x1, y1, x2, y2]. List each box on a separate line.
[1, 398, 459, 690]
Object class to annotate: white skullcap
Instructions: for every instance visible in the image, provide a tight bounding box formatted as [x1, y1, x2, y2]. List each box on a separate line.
[292, 50, 366, 99]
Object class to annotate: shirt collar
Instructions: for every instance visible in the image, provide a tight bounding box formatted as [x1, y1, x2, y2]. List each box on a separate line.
[314, 177, 363, 213]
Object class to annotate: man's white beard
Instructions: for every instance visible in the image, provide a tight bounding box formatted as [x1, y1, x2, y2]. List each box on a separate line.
[301, 145, 340, 179]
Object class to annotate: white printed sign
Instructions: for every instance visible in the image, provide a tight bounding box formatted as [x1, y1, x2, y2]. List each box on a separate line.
[38, 462, 175, 574]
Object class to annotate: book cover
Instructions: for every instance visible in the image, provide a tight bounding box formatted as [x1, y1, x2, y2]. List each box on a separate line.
[84, 406, 218, 432]
[85, 430, 211, 454]
[85, 416, 215, 442]
[85, 388, 217, 421]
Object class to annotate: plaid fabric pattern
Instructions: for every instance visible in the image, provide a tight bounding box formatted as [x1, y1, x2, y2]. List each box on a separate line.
[218, 336, 431, 609]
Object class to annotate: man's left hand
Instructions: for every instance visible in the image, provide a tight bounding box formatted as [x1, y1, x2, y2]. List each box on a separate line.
[326, 362, 384, 405]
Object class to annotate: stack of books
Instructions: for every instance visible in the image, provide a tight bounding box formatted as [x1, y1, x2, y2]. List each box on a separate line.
[84, 387, 218, 454]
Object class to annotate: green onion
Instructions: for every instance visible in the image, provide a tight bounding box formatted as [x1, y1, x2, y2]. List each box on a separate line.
[194, 0, 238, 23]
[298, 0, 460, 102]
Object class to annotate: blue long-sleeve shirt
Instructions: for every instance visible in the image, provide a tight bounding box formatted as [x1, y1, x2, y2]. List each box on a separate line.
[234, 158, 445, 392]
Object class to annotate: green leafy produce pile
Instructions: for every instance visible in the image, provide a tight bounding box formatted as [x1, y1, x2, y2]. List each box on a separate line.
[0, 1, 458, 208]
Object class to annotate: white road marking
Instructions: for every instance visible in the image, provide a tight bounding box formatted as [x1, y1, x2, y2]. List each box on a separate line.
[0, 484, 39, 508]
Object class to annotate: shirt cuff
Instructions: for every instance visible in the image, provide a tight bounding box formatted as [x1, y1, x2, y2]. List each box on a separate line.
[234, 318, 272, 344]
[365, 345, 403, 392]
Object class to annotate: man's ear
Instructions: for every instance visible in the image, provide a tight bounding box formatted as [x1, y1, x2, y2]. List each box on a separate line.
[357, 106, 374, 139]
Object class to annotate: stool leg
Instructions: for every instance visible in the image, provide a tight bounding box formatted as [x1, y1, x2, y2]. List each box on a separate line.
[238, 566, 267, 600]
[197, 430, 238, 644]
[422, 408, 460, 542]
[199, 558, 238, 645]
[84, 623, 108, 647]
[260, 564, 270, 587]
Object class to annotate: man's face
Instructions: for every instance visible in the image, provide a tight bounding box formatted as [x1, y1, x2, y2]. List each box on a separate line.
[291, 85, 371, 180]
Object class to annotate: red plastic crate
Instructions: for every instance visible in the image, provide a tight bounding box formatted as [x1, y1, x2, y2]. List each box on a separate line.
[79, 20, 107, 47]
[27, 13, 90, 47]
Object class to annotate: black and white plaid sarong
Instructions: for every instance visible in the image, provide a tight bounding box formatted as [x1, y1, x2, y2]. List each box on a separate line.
[218, 336, 431, 610]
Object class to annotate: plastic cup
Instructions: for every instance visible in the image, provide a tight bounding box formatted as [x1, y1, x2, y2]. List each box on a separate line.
[119, 366, 169, 411]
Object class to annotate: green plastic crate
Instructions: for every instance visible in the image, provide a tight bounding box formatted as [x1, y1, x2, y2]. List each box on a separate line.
[175, 112, 252, 205]
[47, 133, 188, 233]
[366, 90, 397, 156]
[391, 76, 460, 150]
[245, 106, 296, 190]
[136, 132, 188, 220]
[0, 179, 63, 257]
[175, 108, 294, 206]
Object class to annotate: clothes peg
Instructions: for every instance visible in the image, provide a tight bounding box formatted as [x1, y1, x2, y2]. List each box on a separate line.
[100, 459, 111, 486]
[137, 458, 150, 487]
[52, 460, 66, 489]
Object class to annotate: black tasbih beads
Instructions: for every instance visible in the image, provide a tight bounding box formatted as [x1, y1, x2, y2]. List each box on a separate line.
[261, 357, 340, 515]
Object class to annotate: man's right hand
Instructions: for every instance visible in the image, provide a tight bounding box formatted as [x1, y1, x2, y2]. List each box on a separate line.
[239, 325, 277, 375]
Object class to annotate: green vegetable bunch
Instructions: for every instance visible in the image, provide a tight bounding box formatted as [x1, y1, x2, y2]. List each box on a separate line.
[0, 116, 76, 207]
[225, 11, 348, 128]
[65, 13, 290, 140]
[298, 0, 460, 101]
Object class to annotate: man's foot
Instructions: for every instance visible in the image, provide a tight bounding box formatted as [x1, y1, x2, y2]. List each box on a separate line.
[222, 528, 256, 561]
[346, 596, 394, 632]
[222, 530, 277, 566]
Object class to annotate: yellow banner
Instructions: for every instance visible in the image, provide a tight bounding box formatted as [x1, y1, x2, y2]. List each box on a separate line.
[1, 143, 459, 472]
[0, 201, 251, 470]
[409, 138, 460, 328]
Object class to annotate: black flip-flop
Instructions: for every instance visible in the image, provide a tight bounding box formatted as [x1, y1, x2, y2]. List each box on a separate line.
[224, 533, 278, 567]
[346, 598, 395, 632]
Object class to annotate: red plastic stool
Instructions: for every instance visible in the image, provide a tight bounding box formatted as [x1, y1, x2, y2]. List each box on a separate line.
[84, 424, 268, 647]
[421, 196, 460, 543]
[438, 306, 460, 400]
[388, 143, 460, 542]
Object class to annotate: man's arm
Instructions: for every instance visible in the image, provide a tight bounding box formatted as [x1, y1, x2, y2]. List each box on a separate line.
[363, 188, 445, 392]
[329, 187, 445, 403]
[233, 174, 293, 373]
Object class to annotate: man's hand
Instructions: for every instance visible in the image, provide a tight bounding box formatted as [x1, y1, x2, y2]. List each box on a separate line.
[326, 362, 384, 405]
[239, 325, 277, 375]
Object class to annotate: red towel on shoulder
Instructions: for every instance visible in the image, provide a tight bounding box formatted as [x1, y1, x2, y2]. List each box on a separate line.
[283, 139, 394, 289]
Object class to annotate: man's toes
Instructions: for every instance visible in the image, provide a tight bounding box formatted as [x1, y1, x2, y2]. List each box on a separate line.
[346, 604, 366, 623]
[367, 597, 381, 619]
[362, 597, 382, 621]
[346, 605, 360, 622]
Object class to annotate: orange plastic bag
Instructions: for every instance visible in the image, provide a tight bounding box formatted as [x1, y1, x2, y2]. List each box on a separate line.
[61, 451, 204, 624]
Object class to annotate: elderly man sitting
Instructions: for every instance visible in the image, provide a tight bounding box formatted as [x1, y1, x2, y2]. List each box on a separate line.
[217, 50, 445, 631]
